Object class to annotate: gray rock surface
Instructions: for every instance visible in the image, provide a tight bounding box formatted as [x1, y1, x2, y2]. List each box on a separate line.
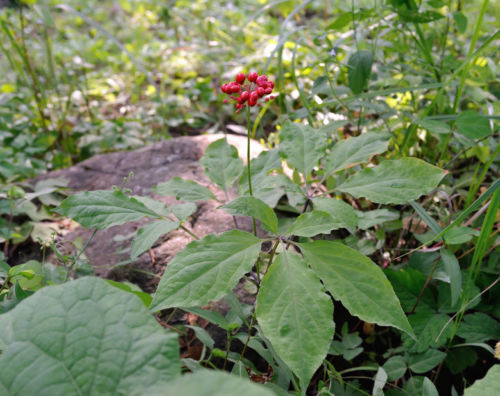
[37, 134, 264, 295]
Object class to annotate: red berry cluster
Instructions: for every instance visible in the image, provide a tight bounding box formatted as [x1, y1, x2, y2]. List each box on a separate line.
[221, 72, 275, 112]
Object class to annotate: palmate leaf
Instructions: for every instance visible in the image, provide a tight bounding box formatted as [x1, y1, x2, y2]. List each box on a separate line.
[200, 138, 244, 192]
[150, 230, 261, 311]
[323, 132, 390, 175]
[337, 158, 445, 204]
[56, 190, 161, 229]
[256, 252, 334, 389]
[278, 121, 328, 177]
[0, 277, 180, 395]
[299, 240, 413, 337]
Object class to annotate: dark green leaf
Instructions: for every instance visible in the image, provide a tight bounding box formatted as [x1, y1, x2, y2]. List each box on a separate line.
[408, 349, 446, 374]
[456, 313, 500, 343]
[383, 356, 407, 381]
[347, 50, 373, 94]
[418, 119, 451, 135]
[356, 209, 399, 230]
[455, 111, 491, 139]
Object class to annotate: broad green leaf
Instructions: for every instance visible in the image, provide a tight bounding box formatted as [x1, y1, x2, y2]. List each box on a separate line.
[238, 149, 282, 192]
[133, 195, 170, 217]
[56, 190, 161, 229]
[337, 158, 445, 204]
[256, 252, 334, 389]
[408, 349, 446, 374]
[440, 249, 462, 306]
[284, 211, 338, 237]
[105, 279, 153, 307]
[445, 347, 478, 374]
[200, 138, 244, 192]
[347, 50, 373, 94]
[464, 364, 500, 395]
[422, 377, 439, 396]
[150, 230, 261, 311]
[153, 177, 215, 202]
[0, 277, 180, 395]
[382, 356, 407, 381]
[402, 312, 452, 353]
[299, 241, 413, 336]
[456, 313, 500, 343]
[312, 197, 358, 230]
[131, 220, 180, 259]
[418, 119, 451, 135]
[443, 226, 479, 244]
[240, 174, 289, 208]
[220, 197, 278, 234]
[385, 268, 436, 313]
[453, 11, 467, 33]
[171, 202, 197, 221]
[160, 369, 275, 396]
[456, 111, 491, 139]
[356, 209, 399, 230]
[324, 132, 390, 174]
[279, 121, 328, 177]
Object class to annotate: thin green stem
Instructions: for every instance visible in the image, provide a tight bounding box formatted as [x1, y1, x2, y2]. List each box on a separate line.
[247, 106, 257, 236]
[64, 228, 97, 282]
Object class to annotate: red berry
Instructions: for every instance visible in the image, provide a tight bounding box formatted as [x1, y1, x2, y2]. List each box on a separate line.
[221, 84, 228, 93]
[257, 87, 265, 97]
[223, 99, 229, 104]
[256, 75, 268, 86]
[264, 87, 273, 95]
[249, 91, 258, 106]
[248, 72, 258, 82]
[230, 83, 241, 93]
[235, 73, 246, 84]
[239, 91, 250, 102]
[266, 81, 274, 89]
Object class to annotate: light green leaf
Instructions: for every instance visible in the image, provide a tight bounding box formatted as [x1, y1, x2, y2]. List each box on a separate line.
[382, 356, 407, 381]
[131, 220, 180, 259]
[347, 50, 373, 94]
[409, 349, 446, 374]
[160, 369, 275, 396]
[324, 132, 390, 174]
[372, 367, 387, 396]
[150, 230, 261, 311]
[133, 195, 170, 217]
[279, 121, 328, 177]
[0, 277, 180, 395]
[456, 111, 491, 139]
[171, 202, 197, 221]
[200, 138, 244, 192]
[299, 241, 413, 336]
[440, 249, 462, 307]
[284, 211, 338, 237]
[238, 149, 282, 193]
[256, 252, 334, 389]
[153, 177, 215, 202]
[444, 226, 479, 244]
[356, 209, 400, 230]
[240, 174, 288, 208]
[418, 119, 451, 135]
[422, 377, 439, 396]
[312, 197, 358, 230]
[56, 190, 161, 229]
[337, 158, 445, 204]
[464, 364, 500, 395]
[220, 197, 278, 234]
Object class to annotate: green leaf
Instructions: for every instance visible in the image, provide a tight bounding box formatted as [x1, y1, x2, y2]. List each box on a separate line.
[418, 119, 451, 135]
[284, 211, 338, 237]
[220, 197, 278, 234]
[131, 220, 180, 259]
[464, 364, 500, 396]
[279, 121, 328, 177]
[445, 347, 478, 374]
[256, 252, 334, 389]
[444, 226, 479, 244]
[160, 369, 275, 396]
[383, 356, 407, 381]
[337, 158, 445, 204]
[440, 249, 462, 307]
[356, 209, 399, 230]
[0, 277, 180, 395]
[402, 312, 452, 353]
[396, 9, 445, 23]
[171, 202, 197, 221]
[324, 132, 390, 174]
[153, 177, 215, 202]
[312, 197, 358, 230]
[455, 111, 492, 139]
[385, 268, 436, 313]
[347, 50, 373, 94]
[56, 190, 161, 230]
[327, 13, 351, 30]
[456, 313, 500, 343]
[453, 12, 467, 33]
[238, 149, 282, 193]
[299, 241, 413, 336]
[150, 230, 261, 311]
[200, 138, 244, 192]
[422, 377, 439, 396]
[408, 349, 446, 374]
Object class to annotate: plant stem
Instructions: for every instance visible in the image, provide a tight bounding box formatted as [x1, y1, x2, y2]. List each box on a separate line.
[247, 106, 257, 236]
[64, 228, 97, 282]
[238, 313, 256, 363]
